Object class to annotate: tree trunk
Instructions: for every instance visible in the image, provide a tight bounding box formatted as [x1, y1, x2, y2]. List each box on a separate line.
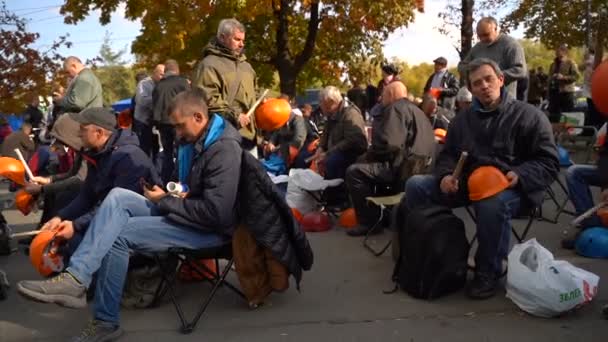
[278, 68, 297, 97]
[272, 0, 320, 98]
[593, 7, 606, 68]
[460, 0, 475, 60]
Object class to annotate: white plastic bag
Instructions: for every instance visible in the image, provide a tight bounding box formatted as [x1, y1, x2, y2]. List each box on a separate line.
[506, 239, 600, 318]
[285, 169, 343, 215]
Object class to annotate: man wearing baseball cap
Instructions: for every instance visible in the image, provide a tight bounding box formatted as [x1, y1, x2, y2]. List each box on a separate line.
[423, 56, 459, 112]
[34, 107, 160, 257]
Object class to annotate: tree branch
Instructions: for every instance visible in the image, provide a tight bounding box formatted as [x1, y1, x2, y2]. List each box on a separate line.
[274, 0, 291, 68]
[294, 1, 320, 72]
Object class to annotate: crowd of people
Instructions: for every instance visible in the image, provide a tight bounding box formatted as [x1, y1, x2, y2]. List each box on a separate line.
[0, 14, 605, 342]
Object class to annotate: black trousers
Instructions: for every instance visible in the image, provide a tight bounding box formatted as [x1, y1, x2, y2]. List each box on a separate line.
[345, 161, 397, 227]
[548, 91, 574, 123]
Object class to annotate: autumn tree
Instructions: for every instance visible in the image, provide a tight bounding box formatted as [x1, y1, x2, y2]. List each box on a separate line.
[0, 1, 69, 113]
[502, 0, 607, 66]
[60, 0, 424, 97]
[93, 33, 135, 106]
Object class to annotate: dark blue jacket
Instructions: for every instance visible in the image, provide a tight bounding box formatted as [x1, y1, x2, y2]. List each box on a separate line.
[58, 129, 159, 231]
[158, 114, 242, 234]
[435, 92, 559, 206]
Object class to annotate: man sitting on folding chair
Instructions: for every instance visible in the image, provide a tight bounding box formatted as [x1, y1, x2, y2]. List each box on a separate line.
[16, 89, 243, 341]
[404, 58, 559, 300]
[345, 81, 435, 236]
[562, 127, 608, 248]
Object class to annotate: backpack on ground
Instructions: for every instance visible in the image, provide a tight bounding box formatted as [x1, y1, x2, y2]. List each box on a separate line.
[390, 203, 469, 299]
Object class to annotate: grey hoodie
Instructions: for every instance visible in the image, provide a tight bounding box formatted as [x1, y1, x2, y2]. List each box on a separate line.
[459, 34, 527, 99]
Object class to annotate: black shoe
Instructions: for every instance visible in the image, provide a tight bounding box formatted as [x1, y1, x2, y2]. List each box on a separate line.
[465, 272, 498, 300]
[347, 224, 383, 237]
[71, 320, 124, 342]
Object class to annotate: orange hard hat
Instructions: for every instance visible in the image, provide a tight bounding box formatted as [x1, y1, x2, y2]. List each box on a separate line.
[434, 128, 447, 144]
[429, 87, 442, 99]
[255, 98, 291, 131]
[117, 109, 133, 129]
[300, 211, 332, 232]
[0, 156, 26, 185]
[29, 229, 65, 277]
[15, 189, 35, 215]
[467, 166, 509, 201]
[291, 207, 303, 223]
[597, 207, 608, 227]
[591, 61, 608, 115]
[338, 208, 358, 228]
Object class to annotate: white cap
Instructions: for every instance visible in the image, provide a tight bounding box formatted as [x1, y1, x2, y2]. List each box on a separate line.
[456, 86, 473, 102]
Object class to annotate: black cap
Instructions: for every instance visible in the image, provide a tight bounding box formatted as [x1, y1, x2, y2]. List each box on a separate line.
[69, 107, 117, 131]
[381, 63, 399, 76]
[433, 57, 448, 65]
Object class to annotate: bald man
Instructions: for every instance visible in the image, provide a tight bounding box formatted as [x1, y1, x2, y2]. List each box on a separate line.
[458, 17, 526, 99]
[60, 56, 103, 112]
[346, 82, 436, 236]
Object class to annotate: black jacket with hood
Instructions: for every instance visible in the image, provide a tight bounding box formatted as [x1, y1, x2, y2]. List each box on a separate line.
[434, 91, 559, 206]
[58, 129, 160, 231]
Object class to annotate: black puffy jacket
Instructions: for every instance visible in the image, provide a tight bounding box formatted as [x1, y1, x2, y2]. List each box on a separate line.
[237, 151, 314, 286]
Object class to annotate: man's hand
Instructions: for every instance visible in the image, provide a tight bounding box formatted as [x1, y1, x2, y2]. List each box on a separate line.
[555, 73, 565, 80]
[506, 171, 519, 188]
[55, 221, 75, 240]
[24, 182, 42, 195]
[41, 217, 62, 231]
[440, 175, 459, 194]
[144, 185, 167, 204]
[239, 113, 251, 128]
[264, 142, 277, 155]
[32, 176, 51, 185]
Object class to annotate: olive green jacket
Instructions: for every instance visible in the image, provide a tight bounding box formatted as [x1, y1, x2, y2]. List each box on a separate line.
[194, 39, 257, 130]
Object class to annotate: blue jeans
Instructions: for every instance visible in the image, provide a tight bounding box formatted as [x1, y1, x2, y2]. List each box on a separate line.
[566, 164, 602, 227]
[66, 188, 227, 325]
[405, 175, 521, 276]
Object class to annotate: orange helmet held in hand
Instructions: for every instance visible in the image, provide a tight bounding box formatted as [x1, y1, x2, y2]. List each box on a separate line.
[467, 166, 509, 201]
[0, 157, 26, 185]
[15, 189, 35, 215]
[338, 208, 358, 228]
[255, 98, 291, 131]
[29, 229, 65, 277]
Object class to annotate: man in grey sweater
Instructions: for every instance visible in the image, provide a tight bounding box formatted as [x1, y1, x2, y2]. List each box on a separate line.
[458, 17, 527, 99]
[133, 64, 165, 156]
[59, 56, 103, 112]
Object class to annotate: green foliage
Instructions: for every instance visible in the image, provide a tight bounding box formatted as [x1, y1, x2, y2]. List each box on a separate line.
[503, 0, 607, 50]
[0, 0, 68, 113]
[94, 35, 135, 106]
[520, 39, 585, 73]
[59, 0, 422, 96]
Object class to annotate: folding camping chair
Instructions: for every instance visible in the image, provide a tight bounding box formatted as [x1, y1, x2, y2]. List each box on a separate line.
[153, 241, 246, 334]
[363, 192, 405, 257]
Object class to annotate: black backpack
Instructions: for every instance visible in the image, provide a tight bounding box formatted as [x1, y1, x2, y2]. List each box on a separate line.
[389, 203, 470, 299]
